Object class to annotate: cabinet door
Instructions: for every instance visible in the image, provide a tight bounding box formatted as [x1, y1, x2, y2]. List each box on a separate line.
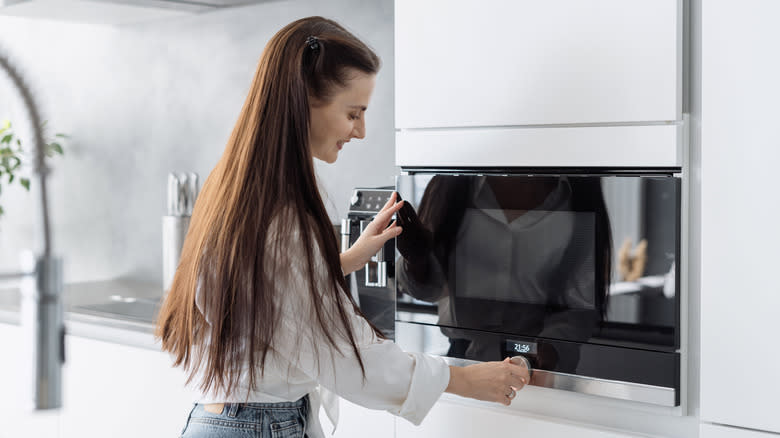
[395, 399, 645, 438]
[326, 398, 395, 438]
[59, 336, 197, 438]
[395, 125, 681, 168]
[701, 424, 778, 438]
[0, 323, 61, 438]
[395, 0, 680, 129]
[700, 0, 780, 434]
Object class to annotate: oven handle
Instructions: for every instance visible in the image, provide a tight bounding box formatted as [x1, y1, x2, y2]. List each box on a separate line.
[441, 356, 676, 407]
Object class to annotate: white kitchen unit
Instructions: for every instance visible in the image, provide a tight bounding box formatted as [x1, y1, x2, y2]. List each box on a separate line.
[327, 399, 395, 438]
[395, 0, 680, 128]
[395, 397, 647, 438]
[701, 424, 780, 438]
[395, 125, 682, 168]
[699, 0, 780, 435]
[58, 335, 196, 438]
[0, 323, 61, 438]
[0, 320, 195, 438]
[395, 0, 684, 168]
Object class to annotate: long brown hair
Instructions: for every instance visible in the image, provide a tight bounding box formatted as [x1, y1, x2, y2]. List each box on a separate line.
[156, 16, 383, 398]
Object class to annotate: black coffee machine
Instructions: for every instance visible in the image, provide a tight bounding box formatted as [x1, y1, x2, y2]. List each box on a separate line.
[341, 187, 396, 339]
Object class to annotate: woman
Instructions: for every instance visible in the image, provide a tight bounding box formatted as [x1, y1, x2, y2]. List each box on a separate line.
[156, 16, 529, 438]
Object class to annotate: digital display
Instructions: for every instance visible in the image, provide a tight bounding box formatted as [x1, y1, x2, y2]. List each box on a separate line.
[506, 339, 537, 355]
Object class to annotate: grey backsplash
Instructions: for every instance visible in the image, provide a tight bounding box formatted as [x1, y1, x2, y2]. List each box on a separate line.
[0, 0, 396, 284]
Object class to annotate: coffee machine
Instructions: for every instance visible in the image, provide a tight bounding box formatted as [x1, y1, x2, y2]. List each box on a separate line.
[341, 187, 397, 338]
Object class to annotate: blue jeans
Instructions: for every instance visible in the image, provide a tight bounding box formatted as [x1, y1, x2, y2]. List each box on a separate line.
[180, 396, 309, 438]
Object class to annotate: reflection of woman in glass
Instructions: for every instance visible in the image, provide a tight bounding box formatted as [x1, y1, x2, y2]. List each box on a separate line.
[397, 175, 612, 371]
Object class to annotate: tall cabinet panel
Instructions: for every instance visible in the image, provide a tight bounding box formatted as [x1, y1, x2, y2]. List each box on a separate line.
[700, 0, 780, 434]
[395, 0, 680, 129]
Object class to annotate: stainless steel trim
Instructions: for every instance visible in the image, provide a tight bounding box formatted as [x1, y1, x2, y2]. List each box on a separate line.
[397, 120, 685, 132]
[340, 219, 351, 253]
[162, 215, 190, 292]
[441, 356, 676, 407]
[360, 220, 387, 288]
[365, 261, 387, 288]
[20, 251, 64, 410]
[349, 208, 386, 214]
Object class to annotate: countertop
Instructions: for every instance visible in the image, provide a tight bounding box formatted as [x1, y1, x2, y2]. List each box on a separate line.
[0, 278, 164, 350]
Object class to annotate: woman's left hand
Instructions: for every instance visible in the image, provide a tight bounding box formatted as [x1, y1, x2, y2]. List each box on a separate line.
[340, 192, 404, 275]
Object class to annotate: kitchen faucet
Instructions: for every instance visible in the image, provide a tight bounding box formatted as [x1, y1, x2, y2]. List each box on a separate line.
[0, 48, 64, 410]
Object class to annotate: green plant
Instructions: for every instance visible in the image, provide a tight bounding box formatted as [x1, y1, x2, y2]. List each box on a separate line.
[0, 118, 67, 217]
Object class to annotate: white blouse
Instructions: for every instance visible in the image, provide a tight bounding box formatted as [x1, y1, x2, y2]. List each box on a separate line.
[192, 215, 451, 438]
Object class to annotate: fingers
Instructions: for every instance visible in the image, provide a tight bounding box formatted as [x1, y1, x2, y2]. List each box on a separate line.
[381, 220, 403, 238]
[381, 191, 396, 209]
[501, 361, 529, 401]
[373, 197, 404, 229]
[509, 364, 530, 387]
[491, 361, 531, 405]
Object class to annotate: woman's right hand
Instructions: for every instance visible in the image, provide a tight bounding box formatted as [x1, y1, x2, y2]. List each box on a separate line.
[445, 358, 531, 406]
[341, 192, 405, 275]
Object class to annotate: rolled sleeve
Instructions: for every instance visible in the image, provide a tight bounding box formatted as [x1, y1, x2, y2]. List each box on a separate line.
[275, 311, 450, 425]
[397, 352, 450, 425]
[268, 219, 450, 425]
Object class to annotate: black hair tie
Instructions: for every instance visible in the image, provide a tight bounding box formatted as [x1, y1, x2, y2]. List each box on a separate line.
[305, 35, 320, 51]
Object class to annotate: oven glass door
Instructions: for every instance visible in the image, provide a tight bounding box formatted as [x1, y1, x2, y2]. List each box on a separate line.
[395, 174, 680, 357]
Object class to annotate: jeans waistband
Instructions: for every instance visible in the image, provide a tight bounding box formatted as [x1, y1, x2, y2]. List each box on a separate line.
[214, 395, 309, 418]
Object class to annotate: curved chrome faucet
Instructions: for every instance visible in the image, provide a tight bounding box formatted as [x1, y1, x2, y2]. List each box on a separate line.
[0, 49, 64, 410]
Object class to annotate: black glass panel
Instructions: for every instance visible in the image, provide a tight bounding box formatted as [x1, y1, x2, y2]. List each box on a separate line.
[395, 175, 680, 352]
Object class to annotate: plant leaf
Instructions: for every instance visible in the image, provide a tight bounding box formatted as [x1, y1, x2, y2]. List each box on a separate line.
[8, 173, 14, 184]
[9, 155, 21, 170]
[50, 143, 64, 155]
[20, 178, 30, 191]
[1, 134, 12, 144]
[0, 204, 4, 217]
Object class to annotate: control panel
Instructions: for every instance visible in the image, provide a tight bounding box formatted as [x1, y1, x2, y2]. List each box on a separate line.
[348, 188, 395, 214]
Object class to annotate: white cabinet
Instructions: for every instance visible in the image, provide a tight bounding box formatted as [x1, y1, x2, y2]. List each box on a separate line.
[394, 0, 682, 168]
[58, 335, 196, 438]
[0, 323, 61, 438]
[395, 124, 682, 168]
[701, 424, 779, 438]
[395, 0, 680, 129]
[395, 400, 645, 438]
[326, 398, 395, 438]
[700, 0, 780, 435]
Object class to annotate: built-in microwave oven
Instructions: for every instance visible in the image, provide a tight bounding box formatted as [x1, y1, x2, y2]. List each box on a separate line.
[391, 171, 681, 407]
[343, 171, 680, 407]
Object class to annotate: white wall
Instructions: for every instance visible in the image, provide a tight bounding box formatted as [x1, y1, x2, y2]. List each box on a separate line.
[0, 0, 396, 284]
